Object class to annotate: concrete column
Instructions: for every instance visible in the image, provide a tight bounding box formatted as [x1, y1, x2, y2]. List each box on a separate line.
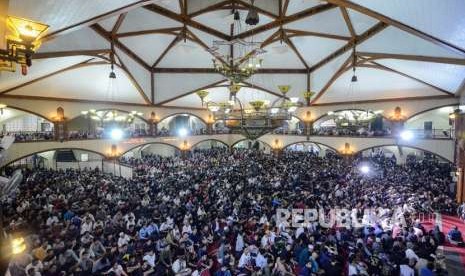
[455, 112, 465, 202]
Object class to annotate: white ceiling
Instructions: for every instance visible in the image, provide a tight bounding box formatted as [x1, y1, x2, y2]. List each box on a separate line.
[3, 0, 465, 107]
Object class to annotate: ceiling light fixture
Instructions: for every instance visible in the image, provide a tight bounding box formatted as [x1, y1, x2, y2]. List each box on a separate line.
[245, 0, 259, 26]
[351, 45, 358, 82]
[0, 16, 49, 75]
[208, 8, 265, 83]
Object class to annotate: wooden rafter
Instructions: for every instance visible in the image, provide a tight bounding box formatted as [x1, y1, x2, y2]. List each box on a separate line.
[0, 94, 155, 107]
[42, 0, 153, 41]
[0, 58, 95, 95]
[311, 94, 455, 107]
[33, 49, 111, 59]
[285, 28, 351, 41]
[155, 79, 227, 106]
[151, 72, 155, 103]
[235, 0, 278, 19]
[310, 22, 387, 72]
[357, 52, 465, 66]
[152, 35, 182, 68]
[282, 0, 290, 16]
[364, 62, 455, 95]
[113, 52, 152, 104]
[339, 7, 356, 38]
[283, 31, 309, 69]
[91, 24, 151, 70]
[112, 13, 127, 36]
[117, 27, 183, 38]
[311, 55, 353, 103]
[144, 4, 230, 40]
[188, 0, 232, 17]
[185, 28, 228, 65]
[325, 0, 465, 57]
[234, 3, 335, 39]
[242, 81, 289, 99]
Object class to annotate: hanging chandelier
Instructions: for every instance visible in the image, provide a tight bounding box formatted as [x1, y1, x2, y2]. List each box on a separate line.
[0, 16, 49, 75]
[208, 10, 265, 83]
[80, 110, 143, 126]
[202, 84, 299, 139]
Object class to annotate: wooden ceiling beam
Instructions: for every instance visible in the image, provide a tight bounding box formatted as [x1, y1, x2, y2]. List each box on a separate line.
[339, 7, 356, 38]
[116, 27, 183, 38]
[42, 0, 153, 41]
[235, 0, 279, 19]
[0, 58, 95, 95]
[310, 22, 387, 72]
[283, 32, 309, 69]
[91, 24, 152, 71]
[33, 49, 111, 59]
[152, 67, 307, 74]
[357, 52, 465, 65]
[0, 94, 153, 107]
[242, 81, 289, 99]
[155, 79, 227, 106]
[325, 0, 465, 57]
[113, 52, 152, 104]
[112, 13, 127, 36]
[188, 0, 233, 17]
[144, 4, 230, 40]
[285, 28, 351, 41]
[234, 3, 336, 40]
[282, 0, 290, 16]
[152, 35, 182, 68]
[311, 55, 353, 103]
[311, 94, 455, 107]
[364, 62, 455, 95]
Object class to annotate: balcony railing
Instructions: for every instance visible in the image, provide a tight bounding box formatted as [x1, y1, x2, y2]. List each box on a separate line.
[4, 127, 455, 143]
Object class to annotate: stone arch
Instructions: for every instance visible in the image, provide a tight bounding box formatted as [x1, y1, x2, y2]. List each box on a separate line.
[231, 138, 272, 150]
[158, 112, 207, 126]
[2, 147, 106, 168]
[282, 141, 338, 153]
[191, 139, 229, 149]
[354, 144, 453, 163]
[313, 108, 389, 124]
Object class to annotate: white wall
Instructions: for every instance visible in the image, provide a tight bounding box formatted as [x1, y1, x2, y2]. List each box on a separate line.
[102, 161, 133, 179]
[141, 143, 178, 157]
[405, 106, 453, 130]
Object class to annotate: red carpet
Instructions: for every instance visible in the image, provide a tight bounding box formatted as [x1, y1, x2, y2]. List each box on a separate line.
[440, 215, 465, 270]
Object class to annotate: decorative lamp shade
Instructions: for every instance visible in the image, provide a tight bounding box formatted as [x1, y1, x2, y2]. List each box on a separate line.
[249, 100, 265, 111]
[208, 103, 220, 112]
[229, 83, 242, 95]
[277, 85, 291, 95]
[196, 90, 209, 106]
[303, 91, 316, 106]
[56, 107, 64, 121]
[7, 16, 49, 45]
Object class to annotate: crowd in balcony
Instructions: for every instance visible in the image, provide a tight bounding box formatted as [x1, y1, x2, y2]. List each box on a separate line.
[2, 147, 457, 276]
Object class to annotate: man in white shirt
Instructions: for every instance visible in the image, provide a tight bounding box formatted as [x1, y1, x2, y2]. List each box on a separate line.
[117, 232, 131, 248]
[143, 250, 156, 268]
[172, 255, 191, 276]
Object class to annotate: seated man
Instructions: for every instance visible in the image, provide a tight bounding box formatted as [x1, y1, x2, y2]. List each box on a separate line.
[447, 226, 464, 246]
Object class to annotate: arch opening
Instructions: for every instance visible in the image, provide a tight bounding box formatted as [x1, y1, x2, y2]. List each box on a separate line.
[0, 106, 54, 142]
[232, 139, 272, 153]
[4, 148, 105, 171]
[191, 139, 229, 151]
[67, 109, 149, 140]
[405, 105, 463, 139]
[157, 113, 207, 136]
[313, 109, 390, 137]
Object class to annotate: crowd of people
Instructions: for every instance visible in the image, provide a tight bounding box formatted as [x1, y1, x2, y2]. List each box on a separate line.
[2, 148, 458, 276]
